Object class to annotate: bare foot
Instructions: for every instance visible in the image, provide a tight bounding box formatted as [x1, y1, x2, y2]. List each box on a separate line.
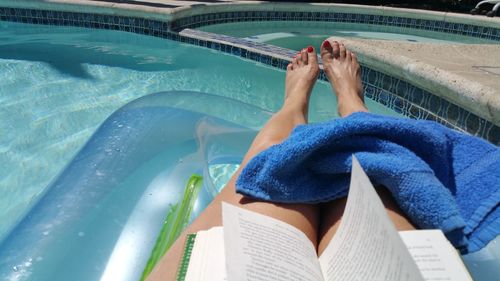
[284, 46, 319, 118]
[320, 40, 368, 117]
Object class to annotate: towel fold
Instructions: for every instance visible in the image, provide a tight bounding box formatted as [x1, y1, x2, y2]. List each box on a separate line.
[236, 112, 499, 252]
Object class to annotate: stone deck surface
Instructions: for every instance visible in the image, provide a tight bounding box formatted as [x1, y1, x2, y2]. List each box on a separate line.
[376, 42, 500, 92]
[333, 38, 500, 123]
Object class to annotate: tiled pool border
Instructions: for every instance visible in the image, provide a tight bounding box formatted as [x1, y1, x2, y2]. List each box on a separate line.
[0, 6, 498, 144]
[171, 10, 500, 42]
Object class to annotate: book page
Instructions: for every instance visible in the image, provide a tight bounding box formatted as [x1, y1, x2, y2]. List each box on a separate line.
[184, 227, 227, 281]
[222, 202, 324, 281]
[400, 230, 473, 281]
[319, 156, 424, 281]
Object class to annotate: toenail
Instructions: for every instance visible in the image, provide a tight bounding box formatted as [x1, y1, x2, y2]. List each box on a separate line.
[307, 46, 314, 53]
[322, 40, 331, 48]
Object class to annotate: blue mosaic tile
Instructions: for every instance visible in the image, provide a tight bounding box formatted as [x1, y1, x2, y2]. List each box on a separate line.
[427, 94, 443, 116]
[487, 125, 499, 145]
[360, 68, 498, 143]
[169, 10, 500, 42]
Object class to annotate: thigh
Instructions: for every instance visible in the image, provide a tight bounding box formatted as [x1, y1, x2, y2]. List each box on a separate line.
[147, 169, 319, 281]
[148, 93, 319, 280]
[317, 186, 416, 255]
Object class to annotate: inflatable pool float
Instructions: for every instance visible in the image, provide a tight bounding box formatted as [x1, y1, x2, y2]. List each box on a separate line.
[0, 91, 271, 281]
[0, 91, 497, 281]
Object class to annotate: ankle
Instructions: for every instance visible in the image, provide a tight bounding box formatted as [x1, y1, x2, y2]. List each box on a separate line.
[282, 99, 309, 119]
[335, 87, 362, 99]
[284, 93, 309, 107]
[338, 103, 368, 117]
[337, 93, 367, 116]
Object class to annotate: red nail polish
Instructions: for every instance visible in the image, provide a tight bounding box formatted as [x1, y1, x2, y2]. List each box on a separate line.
[307, 46, 314, 53]
[322, 40, 331, 48]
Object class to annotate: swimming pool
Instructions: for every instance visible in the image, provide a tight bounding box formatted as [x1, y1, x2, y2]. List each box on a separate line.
[0, 2, 498, 281]
[172, 5, 500, 142]
[0, 20, 402, 243]
[198, 20, 497, 51]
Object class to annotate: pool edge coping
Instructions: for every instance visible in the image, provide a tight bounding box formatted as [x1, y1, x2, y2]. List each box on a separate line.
[0, 1, 498, 142]
[0, 0, 175, 20]
[3, 1, 500, 27]
[2, 0, 498, 126]
[170, 2, 500, 29]
[327, 38, 500, 125]
[170, 3, 500, 127]
[178, 28, 498, 138]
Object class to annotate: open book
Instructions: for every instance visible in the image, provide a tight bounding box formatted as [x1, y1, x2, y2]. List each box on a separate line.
[177, 157, 472, 281]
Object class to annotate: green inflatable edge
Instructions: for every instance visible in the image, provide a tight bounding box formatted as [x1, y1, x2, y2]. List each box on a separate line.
[140, 174, 203, 281]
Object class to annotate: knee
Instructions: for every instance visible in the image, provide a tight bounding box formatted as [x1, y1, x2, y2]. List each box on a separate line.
[252, 138, 282, 154]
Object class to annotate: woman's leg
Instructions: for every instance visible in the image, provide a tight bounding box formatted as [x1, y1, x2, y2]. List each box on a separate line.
[317, 40, 416, 255]
[147, 47, 321, 281]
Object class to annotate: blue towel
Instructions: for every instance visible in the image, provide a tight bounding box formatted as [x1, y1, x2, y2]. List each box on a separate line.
[236, 112, 500, 252]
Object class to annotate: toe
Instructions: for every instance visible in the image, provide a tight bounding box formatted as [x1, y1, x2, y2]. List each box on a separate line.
[301, 48, 308, 65]
[307, 46, 318, 66]
[346, 50, 352, 62]
[351, 52, 358, 64]
[297, 50, 305, 66]
[339, 43, 346, 60]
[351, 52, 361, 73]
[292, 56, 299, 69]
[331, 41, 340, 59]
[287, 63, 293, 71]
[320, 39, 333, 62]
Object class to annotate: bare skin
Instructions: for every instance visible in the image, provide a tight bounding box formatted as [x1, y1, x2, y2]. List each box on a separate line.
[317, 39, 414, 255]
[147, 46, 320, 281]
[320, 39, 368, 117]
[147, 42, 414, 281]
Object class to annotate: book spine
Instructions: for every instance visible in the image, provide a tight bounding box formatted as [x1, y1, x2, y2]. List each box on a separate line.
[176, 234, 197, 281]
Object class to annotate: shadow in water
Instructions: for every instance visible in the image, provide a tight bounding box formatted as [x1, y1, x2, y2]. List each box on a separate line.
[0, 41, 184, 79]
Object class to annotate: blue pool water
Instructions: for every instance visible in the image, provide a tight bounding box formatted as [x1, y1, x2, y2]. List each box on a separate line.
[0, 21, 402, 242]
[1, 91, 265, 280]
[0, 18, 498, 281]
[198, 21, 496, 51]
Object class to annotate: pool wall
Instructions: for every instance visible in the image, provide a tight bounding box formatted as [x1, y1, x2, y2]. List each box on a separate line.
[0, 1, 498, 145]
[170, 3, 500, 41]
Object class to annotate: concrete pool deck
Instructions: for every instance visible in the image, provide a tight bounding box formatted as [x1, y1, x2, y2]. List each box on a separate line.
[2, 0, 500, 127]
[332, 38, 500, 124]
